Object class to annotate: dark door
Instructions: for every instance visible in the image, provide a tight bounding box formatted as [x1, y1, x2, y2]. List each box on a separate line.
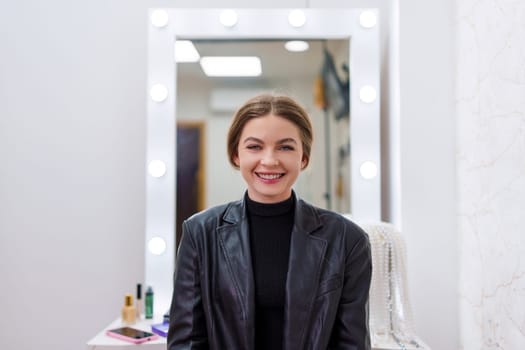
[176, 122, 205, 249]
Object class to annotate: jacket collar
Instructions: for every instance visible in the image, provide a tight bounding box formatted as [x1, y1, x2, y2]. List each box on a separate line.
[284, 192, 326, 350]
[218, 191, 327, 350]
[222, 190, 323, 233]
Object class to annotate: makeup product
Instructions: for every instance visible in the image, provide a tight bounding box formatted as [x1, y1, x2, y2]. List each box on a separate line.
[145, 286, 154, 319]
[136, 283, 142, 319]
[121, 294, 137, 324]
[151, 322, 169, 337]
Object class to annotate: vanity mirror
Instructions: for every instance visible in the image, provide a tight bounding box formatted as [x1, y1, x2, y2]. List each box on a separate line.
[146, 8, 380, 313]
[175, 38, 351, 247]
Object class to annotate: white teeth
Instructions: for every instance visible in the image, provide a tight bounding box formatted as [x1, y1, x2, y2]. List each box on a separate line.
[258, 173, 281, 180]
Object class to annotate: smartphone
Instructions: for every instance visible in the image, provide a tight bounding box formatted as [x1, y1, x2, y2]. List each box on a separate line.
[106, 326, 159, 344]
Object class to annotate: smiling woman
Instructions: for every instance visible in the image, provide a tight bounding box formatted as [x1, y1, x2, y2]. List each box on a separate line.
[146, 7, 380, 316]
[167, 93, 373, 350]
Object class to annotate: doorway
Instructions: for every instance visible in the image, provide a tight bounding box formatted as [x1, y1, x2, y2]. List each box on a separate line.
[176, 121, 206, 249]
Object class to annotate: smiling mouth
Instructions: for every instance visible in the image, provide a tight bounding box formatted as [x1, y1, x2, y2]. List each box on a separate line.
[256, 173, 284, 180]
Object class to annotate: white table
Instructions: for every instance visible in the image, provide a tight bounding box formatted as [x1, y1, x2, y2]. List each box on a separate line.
[87, 317, 428, 350]
[86, 316, 167, 350]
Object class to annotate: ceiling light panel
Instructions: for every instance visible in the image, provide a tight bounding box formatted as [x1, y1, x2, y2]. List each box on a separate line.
[284, 40, 309, 52]
[175, 40, 200, 63]
[200, 56, 262, 77]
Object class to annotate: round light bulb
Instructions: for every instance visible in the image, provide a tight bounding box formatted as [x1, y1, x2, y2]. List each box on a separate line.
[288, 10, 306, 28]
[284, 40, 309, 52]
[359, 11, 377, 28]
[148, 160, 167, 178]
[150, 84, 168, 102]
[151, 9, 169, 28]
[360, 161, 378, 179]
[359, 86, 377, 103]
[220, 10, 238, 27]
[148, 237, 167, 255]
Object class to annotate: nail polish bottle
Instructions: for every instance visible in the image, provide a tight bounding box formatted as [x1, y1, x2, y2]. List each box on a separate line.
[121, 293, 137, 324]
[136, 283, 142, 319]
[145, 286, 154, 319]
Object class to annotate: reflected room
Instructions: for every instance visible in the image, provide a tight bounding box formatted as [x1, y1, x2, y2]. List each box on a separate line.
[175, 38, 351, 246]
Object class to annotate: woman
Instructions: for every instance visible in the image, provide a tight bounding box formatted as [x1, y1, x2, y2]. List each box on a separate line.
[168, 94, 372, 350]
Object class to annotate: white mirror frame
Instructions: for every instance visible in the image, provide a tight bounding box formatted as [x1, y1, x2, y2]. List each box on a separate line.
[147, 8, 380, 313]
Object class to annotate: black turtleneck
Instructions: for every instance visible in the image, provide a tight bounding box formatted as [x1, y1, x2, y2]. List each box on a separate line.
[246, 193, 295, 350]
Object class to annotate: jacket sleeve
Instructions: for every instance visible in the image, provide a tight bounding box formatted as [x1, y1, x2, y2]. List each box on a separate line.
[167, 221, 209, 350]
[329, 233, 372, 350]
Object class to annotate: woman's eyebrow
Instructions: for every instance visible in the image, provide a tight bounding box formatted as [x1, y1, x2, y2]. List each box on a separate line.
[242, 137, 298, 144]
[276, 138, 298, 145]
[242, 137, 263, 144]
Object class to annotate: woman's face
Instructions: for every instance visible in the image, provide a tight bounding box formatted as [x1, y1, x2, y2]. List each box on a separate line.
[234, 113, 307, 203]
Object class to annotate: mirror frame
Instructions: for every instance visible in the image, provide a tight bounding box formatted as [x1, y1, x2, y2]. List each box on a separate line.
[146, 8, 380, 313]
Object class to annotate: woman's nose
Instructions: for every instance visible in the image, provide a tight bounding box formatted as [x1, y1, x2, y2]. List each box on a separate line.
[260, 153, 279, 166]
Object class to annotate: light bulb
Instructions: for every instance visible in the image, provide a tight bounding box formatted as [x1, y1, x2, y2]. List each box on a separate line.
[360, 161, 378, 179]
[359, 86, 377, 103]
[359, 11, 377, 28]
[220, 10, 238, 27]
[148, 237, 167, 255]
[151, 9, 169, 28]
[148, 160, 167, 178]
[288, 10, 306, 28]
[150, 84, 168, 102]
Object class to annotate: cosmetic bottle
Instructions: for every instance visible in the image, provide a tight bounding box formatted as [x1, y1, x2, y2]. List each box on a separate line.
[121, 293, 137, 324]
[136, 283, 142, 319]
[145, 286, 154, 319]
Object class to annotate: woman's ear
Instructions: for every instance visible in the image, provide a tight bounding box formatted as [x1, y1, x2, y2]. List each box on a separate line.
[233, 154, 240, 167]
[301, 156, 308, 170]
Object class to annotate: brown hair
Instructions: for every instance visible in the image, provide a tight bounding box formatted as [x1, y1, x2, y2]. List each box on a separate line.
[227, 94, 313, 169]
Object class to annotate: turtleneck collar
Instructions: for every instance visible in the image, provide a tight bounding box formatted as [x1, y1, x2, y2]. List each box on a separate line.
[245, 192, 295, 217]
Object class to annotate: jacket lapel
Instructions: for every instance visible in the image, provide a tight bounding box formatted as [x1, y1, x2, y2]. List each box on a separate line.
[284, 197, 326, 350]
[217, 199, 255, 349]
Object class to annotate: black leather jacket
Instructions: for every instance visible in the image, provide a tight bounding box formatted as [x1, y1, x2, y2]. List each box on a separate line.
[168, 193, 372, 350]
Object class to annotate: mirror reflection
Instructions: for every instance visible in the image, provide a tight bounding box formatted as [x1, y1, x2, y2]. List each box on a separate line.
[175, 39, 350, 245]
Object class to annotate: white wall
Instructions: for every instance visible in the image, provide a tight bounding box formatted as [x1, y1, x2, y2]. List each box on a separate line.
[0, 1, 147, 349]
[398, 0, 458, 349]
[457, 0, 525, 348]
[0, 0, 460, 349]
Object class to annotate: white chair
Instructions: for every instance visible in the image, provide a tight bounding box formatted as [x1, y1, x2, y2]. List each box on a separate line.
[359, 221, 431, 350]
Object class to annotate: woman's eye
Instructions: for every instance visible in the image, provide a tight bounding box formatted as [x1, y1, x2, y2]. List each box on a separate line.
[246, 144, 261, 150]
[280, 145, 294, 151]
